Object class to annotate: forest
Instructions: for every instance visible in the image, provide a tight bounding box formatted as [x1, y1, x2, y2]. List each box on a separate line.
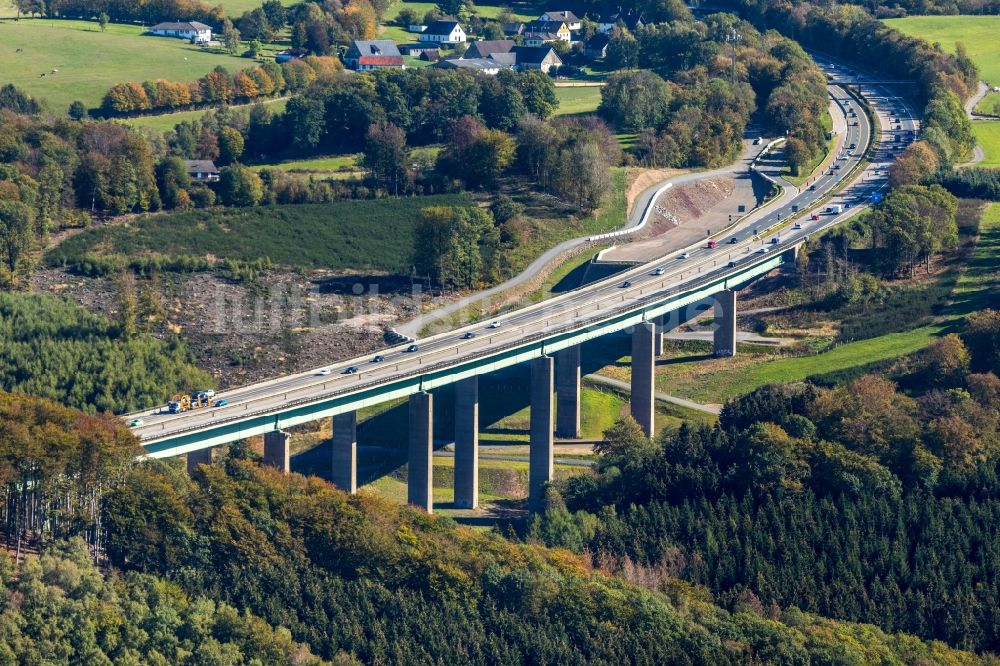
[530, 312, 1000, 652]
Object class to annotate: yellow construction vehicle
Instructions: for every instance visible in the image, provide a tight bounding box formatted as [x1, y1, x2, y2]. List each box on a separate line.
[166, 391, 214, 414]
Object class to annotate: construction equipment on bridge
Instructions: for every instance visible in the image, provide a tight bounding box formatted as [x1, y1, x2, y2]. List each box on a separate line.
[167, 390, 214, 414]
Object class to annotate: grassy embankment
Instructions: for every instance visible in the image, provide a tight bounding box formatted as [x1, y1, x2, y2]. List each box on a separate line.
[0, 19, 251, 111]
[782, 109, 835, 187]
[47, 194, 471, 273]
[553, 85, 603, 116]
[594, 200, 1000, 404]
[885, 16, 1000, 164]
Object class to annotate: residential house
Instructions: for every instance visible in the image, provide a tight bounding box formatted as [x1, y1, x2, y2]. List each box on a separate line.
[524, 20, 571, 42]
[343, 40, 404, 70]
[510, 45, 562, 74]
[434, 57, 512, 75]
[464, 39, 515, 59]
[274, 47, 305, 63]
[418, 20, 467, 45]
[598, 9, 643, 33]
[148, 21, 212, 43]
[184, 160, 219, 183]
[538, 10, 581, 30]
[583, 33, 609, 59]
[502, 22, 526, 36]
[400, 43, 440, 57]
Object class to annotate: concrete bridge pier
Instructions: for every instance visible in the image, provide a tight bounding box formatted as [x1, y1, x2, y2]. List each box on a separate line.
[454, 376, 479, 509]
[408, 392, 434, 513]
[186, 447, 212, 473]
[263, 430, 291, 472]
[631, 321, 656, 437]
[555, 345, 581, 439]
[529, 356, 554, 511]
[713, 290, 737, 358]
[654, 315, 665, 356]
[331, 412, 357, 494]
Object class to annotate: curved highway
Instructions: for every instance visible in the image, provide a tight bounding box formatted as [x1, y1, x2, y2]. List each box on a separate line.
[129, 57, 918, 447]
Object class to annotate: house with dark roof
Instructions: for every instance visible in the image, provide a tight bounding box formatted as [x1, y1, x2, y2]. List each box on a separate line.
[598, 8, 643, 33]
[538, 10, 581, 30]
[465, 39, 515, 59]
[434, 57, 512, 75]
[400, 43, 440, 57]
[418, 20, 466, 44]
[583, 33, 610, 59]
[510, 45, 562, 74]
[343, 40, 404, 70]
[524, 20, 571, 42]
[502, 22, 526, 36]
[149, 21, 212, 43]
[183, 160, 219, 182]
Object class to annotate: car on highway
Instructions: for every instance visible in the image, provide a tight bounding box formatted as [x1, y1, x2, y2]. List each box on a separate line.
[729, 237, 738, 244]
[707, 240, 717, 249]
[215, 399, 228, 407]
[128, 418, 144, 427]
[679, 252, 690, 260]
[620, 280, 632, 288]
[849, 143, 856, 149]
[652, 267, 665, 275]
[461, 332, 476, 339]
[793, 223, 803, 229]
[752, 137, 763, 145]
[487, 321, 501, 329]
[727, 261, 737, 268]
[770, 236, 780, 244]
[406, 344, 419, 352]
[809, 185, 817, 191]
[757, 247, 769, 254]
[343, 366, 359, 374]
[811, 213, 820, 221]
[316, 368, 331, 376]
[372, 354, 385, 363]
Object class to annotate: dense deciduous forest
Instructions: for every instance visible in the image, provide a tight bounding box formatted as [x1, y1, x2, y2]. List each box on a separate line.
[531, 313, 1000, 652]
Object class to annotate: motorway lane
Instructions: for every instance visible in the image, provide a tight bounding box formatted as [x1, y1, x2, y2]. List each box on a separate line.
[130, 59, 914, 443]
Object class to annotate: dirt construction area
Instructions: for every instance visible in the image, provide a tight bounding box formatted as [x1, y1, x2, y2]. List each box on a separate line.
[601, 169, 766, 263]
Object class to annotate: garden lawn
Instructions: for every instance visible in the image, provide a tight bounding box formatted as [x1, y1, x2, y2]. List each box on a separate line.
[554, 85, 603, 116]
[972, 121, 1000, 168]
[0, 19, 250, 111]
[884, 16, 1000, 83]
[46, 195, 471, 273]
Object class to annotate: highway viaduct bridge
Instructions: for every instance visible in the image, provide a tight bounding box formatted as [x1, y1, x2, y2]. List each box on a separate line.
[131, 57, 914, 513]
[147, 244, 799, 512]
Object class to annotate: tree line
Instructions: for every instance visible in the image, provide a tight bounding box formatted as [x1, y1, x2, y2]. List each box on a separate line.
[530, 313, 1000, 652]
[14, 0, 225, 24]
[99, 57, 341, 116]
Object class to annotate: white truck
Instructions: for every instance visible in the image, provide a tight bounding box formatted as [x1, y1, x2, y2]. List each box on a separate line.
[827, 204, 844, 214]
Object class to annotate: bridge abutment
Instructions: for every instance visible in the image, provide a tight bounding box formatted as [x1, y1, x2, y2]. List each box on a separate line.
[631, 321, 656, 437]
[263, 430, 291, 472]
[186, 447, 212, 473]
[529, 356, 554, 511]
[454, 376, 479, 509]
[332, 412, 357, 493]
[555, 345, 581, 439]
[713, 290, 737, 358]
[408, 392, 434, 513]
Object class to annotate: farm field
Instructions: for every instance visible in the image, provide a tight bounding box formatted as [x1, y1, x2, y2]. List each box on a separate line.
[553, 85, 603, 116]
[216, 0, 295, 15]
[884, 15, 1000, 83]
[972, 121, 1000, 167]
[46, 195, 471, 273]
[125, 97, 288, 134]
[383, 0, 538, 24]
[0, 19, 249, 111]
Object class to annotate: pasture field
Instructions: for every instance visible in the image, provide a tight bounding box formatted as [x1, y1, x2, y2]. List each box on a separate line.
[972, 121, 1000, 167]
[46, 195, 471, 273]
[0, 19, 248, 111]
[553, 85, 603, 116]
[124, 97, 288, 134]
[884, 15, 1000, 83]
